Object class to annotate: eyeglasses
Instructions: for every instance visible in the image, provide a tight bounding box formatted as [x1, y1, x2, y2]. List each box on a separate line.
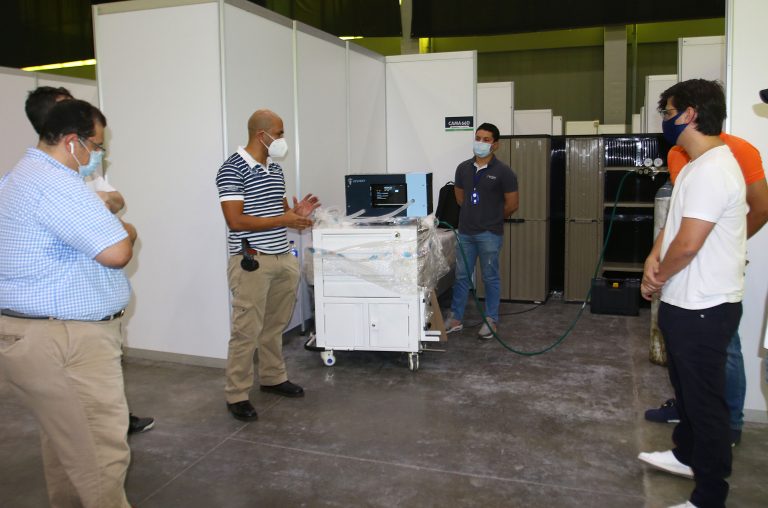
[658, 108, 677, 119]
[79, 137, 107, 155]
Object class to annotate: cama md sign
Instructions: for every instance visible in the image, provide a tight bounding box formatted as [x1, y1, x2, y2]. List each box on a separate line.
[445, 116, 474, 131]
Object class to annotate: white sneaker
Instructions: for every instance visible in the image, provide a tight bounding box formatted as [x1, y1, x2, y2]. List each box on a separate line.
[668, 502, 697, 508]
[478, 319, 497, 339]
[444, 313, 463, 334]
[638, 450, 694, 479]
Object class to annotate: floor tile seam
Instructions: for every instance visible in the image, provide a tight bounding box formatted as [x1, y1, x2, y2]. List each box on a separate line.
[225, 435, 645, 500]
[134, 421, 249, 506]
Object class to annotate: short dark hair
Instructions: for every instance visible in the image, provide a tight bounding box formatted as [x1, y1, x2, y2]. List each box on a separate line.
[39, 99, 107, 146]
[657, 79, 726, 136]
[476, 122, 500, 142]
[25, 86, 74, 134]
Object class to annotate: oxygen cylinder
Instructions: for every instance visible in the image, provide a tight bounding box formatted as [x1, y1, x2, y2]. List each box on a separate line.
[649, 180, 673, 366]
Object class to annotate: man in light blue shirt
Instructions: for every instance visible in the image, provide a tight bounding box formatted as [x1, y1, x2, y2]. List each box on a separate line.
[0, 99, 136, 508]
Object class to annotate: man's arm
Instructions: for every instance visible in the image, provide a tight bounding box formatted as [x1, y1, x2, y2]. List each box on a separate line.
[746, 178, 768, 238]
[655, 218, 715, 283]
[221, 200, 312, 231]
[93, 220, 136, 268]
[641, 228, 664, 300]
[454, 186, 464, 207]
[95, 237, 132, 268]
[503, 191, 519, 218]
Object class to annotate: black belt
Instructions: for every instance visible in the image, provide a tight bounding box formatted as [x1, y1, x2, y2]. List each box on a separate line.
[240, 250, 288, 257]
[0, 309, 125, 322]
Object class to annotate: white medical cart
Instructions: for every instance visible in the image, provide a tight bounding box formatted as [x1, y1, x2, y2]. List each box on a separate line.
[311, 224, 444, 371]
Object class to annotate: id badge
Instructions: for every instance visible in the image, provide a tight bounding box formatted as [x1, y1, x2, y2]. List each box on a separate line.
[470, 191, 479, 206]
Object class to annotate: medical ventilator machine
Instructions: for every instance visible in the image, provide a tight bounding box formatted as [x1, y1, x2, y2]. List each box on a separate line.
[306, 173, 453, 371]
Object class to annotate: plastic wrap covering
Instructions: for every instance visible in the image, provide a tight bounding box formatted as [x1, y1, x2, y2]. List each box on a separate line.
[304, 209, 450, 295]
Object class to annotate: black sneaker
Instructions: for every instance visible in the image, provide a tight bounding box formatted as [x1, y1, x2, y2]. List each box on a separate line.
[128, 414, 155, 434]
[644, 398, 680, 423]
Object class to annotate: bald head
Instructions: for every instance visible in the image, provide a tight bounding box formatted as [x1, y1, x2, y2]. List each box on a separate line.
[244, 109, 286, 163]
[247, 109, 280, 140]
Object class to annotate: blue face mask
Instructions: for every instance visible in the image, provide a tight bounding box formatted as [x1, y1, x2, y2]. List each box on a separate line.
[69, 139, 104, 178]
[473, 141, 492, 158]
[661, 110, 688, 145]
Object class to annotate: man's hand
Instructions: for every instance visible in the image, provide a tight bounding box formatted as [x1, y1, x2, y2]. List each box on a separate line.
[283, 209, 313, 231]
[96, 190, 126, 214]
[120, 220, 137, 245]
[292, 193, 320, 217]
[641, 254, 664, 301]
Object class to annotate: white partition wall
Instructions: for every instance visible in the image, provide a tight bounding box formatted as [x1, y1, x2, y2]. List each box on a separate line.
[678, 36, 726, 83]
[0, 68, 98, 177]
[644, 74, 677, 133]
[295, 24, 349, 209]
[726, 0, 768, 421]
[477, 82, 514, 136]
[94, 1, 230, 361]
[386, 51, 476, 198]
[348, 44, 387, 175]
[514, 109, 554, 135]
[552, 115, 563, 136]
[0, 69, 37, 176]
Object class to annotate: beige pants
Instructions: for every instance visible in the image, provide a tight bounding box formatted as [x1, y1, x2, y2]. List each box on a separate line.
[0, 316, 131, 508]
[225, 253, 300, 403]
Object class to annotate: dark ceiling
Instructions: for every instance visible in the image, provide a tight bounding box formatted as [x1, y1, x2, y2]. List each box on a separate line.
[1, 0, 724, 69]
[412, 0, 726, 37]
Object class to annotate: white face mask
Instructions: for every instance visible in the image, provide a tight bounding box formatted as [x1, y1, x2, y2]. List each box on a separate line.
[262, 132, 289, 159]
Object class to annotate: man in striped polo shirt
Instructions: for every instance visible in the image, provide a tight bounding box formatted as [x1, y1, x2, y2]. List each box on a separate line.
[216, 109, 319, 422]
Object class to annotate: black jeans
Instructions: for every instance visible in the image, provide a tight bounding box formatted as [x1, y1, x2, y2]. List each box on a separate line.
[658, 301, 742, 508]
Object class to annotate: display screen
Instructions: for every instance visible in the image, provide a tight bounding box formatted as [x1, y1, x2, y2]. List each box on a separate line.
[371, 183, 407, 207]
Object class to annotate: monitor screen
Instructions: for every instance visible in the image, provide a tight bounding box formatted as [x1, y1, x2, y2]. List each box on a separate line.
[370, 183, 407, 207]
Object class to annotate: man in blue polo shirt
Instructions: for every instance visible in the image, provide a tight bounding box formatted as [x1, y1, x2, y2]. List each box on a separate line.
[216, 109, 319, 422]
[0, 100, 135, 507]
[445, 122, 518, 339]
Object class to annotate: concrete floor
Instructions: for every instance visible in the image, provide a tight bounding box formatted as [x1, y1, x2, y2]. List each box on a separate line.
[1, 300, 767, 507]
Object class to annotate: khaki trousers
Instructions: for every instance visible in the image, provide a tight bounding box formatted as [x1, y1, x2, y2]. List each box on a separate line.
[225, 253, 299, 403]
[0, 316, 131, 508]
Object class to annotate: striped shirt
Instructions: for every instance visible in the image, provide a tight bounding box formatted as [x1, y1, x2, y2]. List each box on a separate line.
[0, 148, 130, 320]
[216, 147, 289, 255]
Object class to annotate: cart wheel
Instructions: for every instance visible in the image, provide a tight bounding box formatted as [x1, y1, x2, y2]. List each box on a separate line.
[408, 353, 419, 372]
[320, 351, 336, 367]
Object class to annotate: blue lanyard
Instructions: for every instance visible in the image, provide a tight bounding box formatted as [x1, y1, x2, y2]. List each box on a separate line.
[472, 167, 486, 189]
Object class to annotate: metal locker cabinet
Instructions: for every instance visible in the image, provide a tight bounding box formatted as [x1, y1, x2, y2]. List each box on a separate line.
[507, 219, 549, 302]
[475, 137, 550, 302]
[509, 137, 550, 221]
[564, 137, 603, 301]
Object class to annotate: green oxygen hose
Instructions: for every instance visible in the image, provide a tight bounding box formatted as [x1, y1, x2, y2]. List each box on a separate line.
[442, 169, 635, 356]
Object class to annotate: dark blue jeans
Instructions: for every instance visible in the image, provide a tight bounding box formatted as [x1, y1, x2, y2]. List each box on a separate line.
[450, 232, 503, 322]
[659, 301, 742, 508]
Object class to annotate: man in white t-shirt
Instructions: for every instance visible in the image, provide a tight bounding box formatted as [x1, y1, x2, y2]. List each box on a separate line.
[638, 79, 746, 508]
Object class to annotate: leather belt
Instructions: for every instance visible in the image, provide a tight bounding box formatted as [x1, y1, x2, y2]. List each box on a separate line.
[0, 309, 125, 321]
[241, 249, 287, 257]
